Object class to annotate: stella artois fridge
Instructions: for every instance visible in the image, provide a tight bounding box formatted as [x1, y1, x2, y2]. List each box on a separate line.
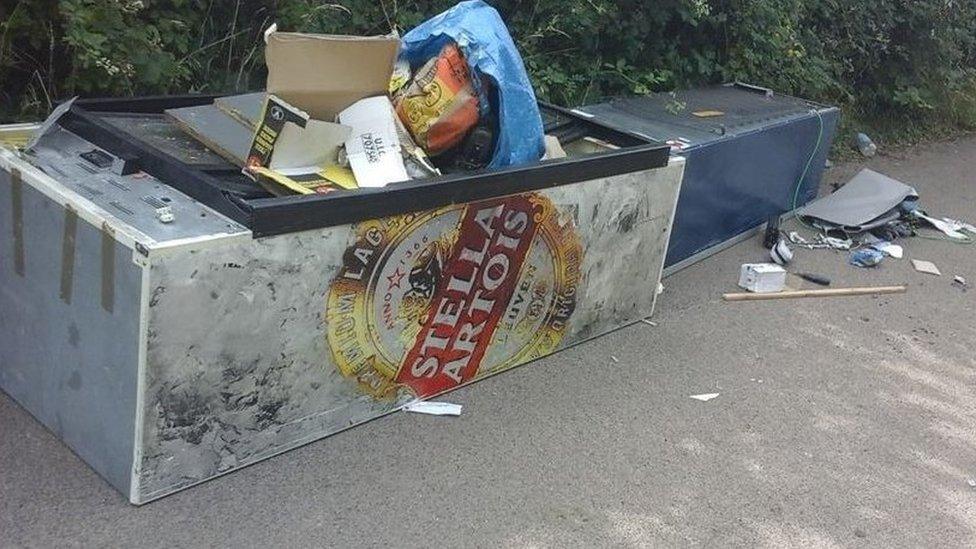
[0, 97, 683, 504]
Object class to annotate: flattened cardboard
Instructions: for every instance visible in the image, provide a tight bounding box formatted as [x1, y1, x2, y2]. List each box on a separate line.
[244, 94, 309, 170]
[265, 31, 400, 121]
[269, 120, 350, 173]
[244, 95, 354, 195]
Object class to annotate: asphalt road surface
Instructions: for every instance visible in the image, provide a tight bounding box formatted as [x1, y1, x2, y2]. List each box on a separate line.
[2, 136, 975, 547]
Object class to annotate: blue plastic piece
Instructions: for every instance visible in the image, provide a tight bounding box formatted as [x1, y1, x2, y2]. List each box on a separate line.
[849, 248, 884, 268]
[400, 0, 545, 168]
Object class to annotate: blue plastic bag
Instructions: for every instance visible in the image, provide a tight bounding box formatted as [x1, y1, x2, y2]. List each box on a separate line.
[849, 248, 884, 268]
[400, 0, 545, 168]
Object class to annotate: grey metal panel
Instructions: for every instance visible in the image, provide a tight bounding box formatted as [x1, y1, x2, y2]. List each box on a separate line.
[29, 127, 248, 244]
[0, 169, 142, 497]
[165, 104, 252, 166]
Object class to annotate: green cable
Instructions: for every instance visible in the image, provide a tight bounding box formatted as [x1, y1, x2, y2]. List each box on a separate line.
[790, 109, 825, 232]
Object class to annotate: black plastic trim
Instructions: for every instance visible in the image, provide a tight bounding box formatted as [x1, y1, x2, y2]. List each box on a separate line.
[60, 95, 671, 237]
[248, 143, 669, 236]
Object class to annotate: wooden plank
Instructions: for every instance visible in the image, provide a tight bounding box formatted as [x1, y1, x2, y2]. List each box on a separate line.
[165, 104, 252, 166]
[723, 285, 907, 302]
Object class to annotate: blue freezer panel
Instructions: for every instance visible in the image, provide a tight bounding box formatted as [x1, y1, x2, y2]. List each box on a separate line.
[667, 109, 838, 266]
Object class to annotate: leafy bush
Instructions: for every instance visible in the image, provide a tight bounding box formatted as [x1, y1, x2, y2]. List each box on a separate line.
[2, 0, 975, 145]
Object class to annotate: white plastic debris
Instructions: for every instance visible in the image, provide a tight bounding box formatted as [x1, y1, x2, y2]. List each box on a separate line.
[155, 206, 175, 224]
[690, 393, 720, 402]
[968, 478, 976, 488]
[788, 231, 853, 251]
[872, 241, 903, 259]
[911, 259, 942, 276]
[912, 211, 969, 240]
[610, 355, 619, 363]
[943, 217, 976, 235]
[824, 236, 854, 250]
[855, 132, 877, 157]
[738, 263, 787, 293]
[403, 401, 462, 416]
[641, 319, 658, 327]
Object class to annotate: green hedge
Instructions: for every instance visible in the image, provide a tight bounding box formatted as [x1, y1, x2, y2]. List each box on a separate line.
[3, 0, 975, 145]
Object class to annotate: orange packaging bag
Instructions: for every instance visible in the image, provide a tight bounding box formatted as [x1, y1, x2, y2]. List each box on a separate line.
[393, 43, 480, 156]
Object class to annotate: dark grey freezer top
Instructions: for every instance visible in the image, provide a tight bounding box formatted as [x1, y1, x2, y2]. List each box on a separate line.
[580, 84, 835, 148]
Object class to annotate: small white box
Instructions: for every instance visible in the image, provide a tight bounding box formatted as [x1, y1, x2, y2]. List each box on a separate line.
[738, 263, 787, 293]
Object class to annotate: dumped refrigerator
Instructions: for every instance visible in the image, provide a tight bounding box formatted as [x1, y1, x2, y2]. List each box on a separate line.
[0, 97, 683, 503]
[580, 83, 840, 272]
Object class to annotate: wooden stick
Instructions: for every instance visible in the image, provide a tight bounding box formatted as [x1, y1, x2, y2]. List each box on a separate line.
[723, 285, 907, 302]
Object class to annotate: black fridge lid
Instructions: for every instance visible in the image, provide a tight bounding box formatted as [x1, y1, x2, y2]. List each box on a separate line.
[57, 95, 671, 237]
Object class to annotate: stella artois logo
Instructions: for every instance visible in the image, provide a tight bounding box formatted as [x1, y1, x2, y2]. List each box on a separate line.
[325, 193, 582, 399]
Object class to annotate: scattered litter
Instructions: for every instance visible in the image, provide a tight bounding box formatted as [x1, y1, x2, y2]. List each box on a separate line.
[541, 135, 567, 160]
[952, 276, 968, 291]
[394, 42, 479, 157]
[692, 110, 725, 118]
[967, 478, 976, 488]
[724, 285, 907, 302]
[763, 215, 782, 249]
[944, 217, 976, 235]
[738, 263, 787, 293]
[870, 241, 903, 259]
[656, 283, 665, 296]
[641, 319, 658, 327]
[339, 96, 410, 187]
[855, 132, 877, 157]
[788, 231, 852, 251]
[794, 272, 831, 286]
[769, 238, 793, 265]
[690, 393, 720, 402]
[797, 169, 917, 233]
[911, 259, 942, 276]
[403, 401, 463, 416]
[826, 236, 855, 250]
[849, 248, 884, 268]
[400, 0, 545, 168]
[911, 211, 969, 240]
[610, 355, 619, 363]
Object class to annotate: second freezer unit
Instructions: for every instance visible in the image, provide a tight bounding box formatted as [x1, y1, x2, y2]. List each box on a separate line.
[581, 83, 840, 272]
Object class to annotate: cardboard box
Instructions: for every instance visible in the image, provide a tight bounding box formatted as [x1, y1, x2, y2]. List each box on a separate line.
[265, 27, 400, 121]
[246, 26, 407, 190]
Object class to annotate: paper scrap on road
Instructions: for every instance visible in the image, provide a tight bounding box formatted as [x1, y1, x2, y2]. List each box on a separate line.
[690, 393, 720, 402]
[403, 401, 463, 416]
[911, 259, 942, 276]
[953, 276, 968, 290]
